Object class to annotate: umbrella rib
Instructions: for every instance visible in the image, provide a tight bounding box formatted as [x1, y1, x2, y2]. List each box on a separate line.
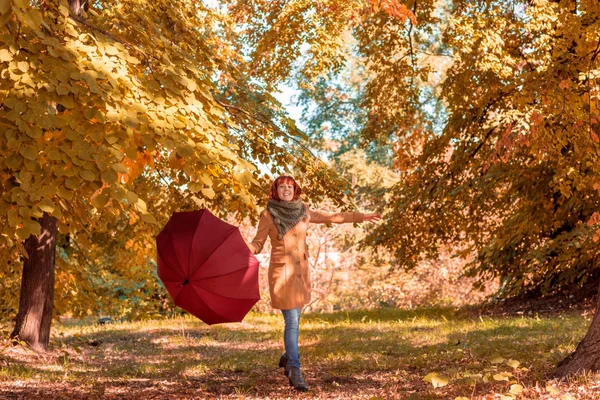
[194, 246, 250, 280]
[186, 210, 235, 277]
[166, 229, 190, 280]
[192, 280, 260, 300]
[156, 248, 185, 280]
[190, 227, 238, 274]
[191, 285, 232, 321]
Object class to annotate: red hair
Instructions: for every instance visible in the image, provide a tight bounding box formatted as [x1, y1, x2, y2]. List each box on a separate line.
[268, 176, 302, 201]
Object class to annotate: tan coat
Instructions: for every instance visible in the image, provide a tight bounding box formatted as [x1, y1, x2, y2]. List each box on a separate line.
[248, 207, 365, 310]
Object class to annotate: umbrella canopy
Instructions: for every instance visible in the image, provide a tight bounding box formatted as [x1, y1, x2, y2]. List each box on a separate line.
[156, 209, 260, 325]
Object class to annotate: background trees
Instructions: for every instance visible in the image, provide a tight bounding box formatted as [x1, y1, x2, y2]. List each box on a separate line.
[2, 0, 600, 376]
[228, 0, 600, 375]
[0, 0, 351, 349]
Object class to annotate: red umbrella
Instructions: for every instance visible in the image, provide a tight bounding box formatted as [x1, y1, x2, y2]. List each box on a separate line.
[156, 209, 260, 325]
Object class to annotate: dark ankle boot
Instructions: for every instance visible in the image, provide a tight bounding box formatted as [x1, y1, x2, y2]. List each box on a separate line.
[287, 367, 309, 392]
[278, 353, 289, 376]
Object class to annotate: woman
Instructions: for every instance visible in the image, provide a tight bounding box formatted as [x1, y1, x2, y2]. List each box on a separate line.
[247, 175, 381, 391]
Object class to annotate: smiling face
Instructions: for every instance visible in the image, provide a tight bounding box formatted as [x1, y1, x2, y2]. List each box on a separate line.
[269, 176, 301, 202]
[276, 181, 295, 202]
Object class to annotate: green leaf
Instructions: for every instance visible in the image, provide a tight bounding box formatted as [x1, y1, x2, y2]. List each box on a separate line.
[506, 359, 520, 369]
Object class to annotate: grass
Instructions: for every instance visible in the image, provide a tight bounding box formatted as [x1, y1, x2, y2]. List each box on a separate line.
[0, 307, 599, 399]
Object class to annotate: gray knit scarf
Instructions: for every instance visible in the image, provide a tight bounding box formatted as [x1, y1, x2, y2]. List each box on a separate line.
[266, 199, 307, 240]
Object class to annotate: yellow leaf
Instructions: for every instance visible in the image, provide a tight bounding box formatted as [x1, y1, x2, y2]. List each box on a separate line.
[101, 169, 118, 183]
[546, 386, 560, 395]
[8, 209, 20, 226]
[423, 372, 449, 388]
[4, 153, 23, 169]
[126, 191, 139, 203]
[105, 45, 119, 56]
[141, 212, 157, 224]
[21, 9, 43, 30]
[135, 198, 147, 212]
[126, 55, 140, 64]
[111, 163, 128, 173]
[506, 359, 520, 369]
[201, 187, 215, 199]
[57, 186, 73, 200]
[91, 192, 109, 208]
[0, 48, 12, 62]
[493, 372, 512, 381]
[17, 61, 28, 72]
[65, 177, 78, 189]
[133, 103, 147, 113]
[199, 173, 212, 185]
[0, 0, 11, 15]
[124, 114, 139, 128]
[79, 169, 96, 181]
[58, 5, 69, 16]
[38, 199, 55, 213]
[490, 355, 505, 364]
[19, 145, 38, 160]
[106, 111, 120, 121]
[19, 170, 32, 182]
[187, 182, 202, 193]
[16, 227, 31, 240]
[510, 384, 523, 395]
[23, 219, 41, 236]
[58, 96, 75, 109]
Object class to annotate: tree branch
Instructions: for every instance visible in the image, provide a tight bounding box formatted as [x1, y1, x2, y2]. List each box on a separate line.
[215, 99, 321, 162]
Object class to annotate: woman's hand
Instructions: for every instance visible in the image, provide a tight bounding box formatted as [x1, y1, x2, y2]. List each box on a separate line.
[363, 213, 382, 223]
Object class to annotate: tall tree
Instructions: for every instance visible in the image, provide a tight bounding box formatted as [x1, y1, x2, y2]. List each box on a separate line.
[228, 0, 600, 375]
[364, 0, 600, 375]
[0, 0, 352, 349]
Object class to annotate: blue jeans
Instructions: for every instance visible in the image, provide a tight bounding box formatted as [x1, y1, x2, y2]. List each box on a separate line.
[281, 307, 302, 368]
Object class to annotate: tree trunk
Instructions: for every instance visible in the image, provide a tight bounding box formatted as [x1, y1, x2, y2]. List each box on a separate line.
[555, 281, 600, 377]
[10, 213, 58, 351]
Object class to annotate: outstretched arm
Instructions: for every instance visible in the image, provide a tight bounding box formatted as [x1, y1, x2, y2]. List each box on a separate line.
[309, 208, 381, 224]
[363, 213, 382, 223]
[247, 211, 272, 254]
